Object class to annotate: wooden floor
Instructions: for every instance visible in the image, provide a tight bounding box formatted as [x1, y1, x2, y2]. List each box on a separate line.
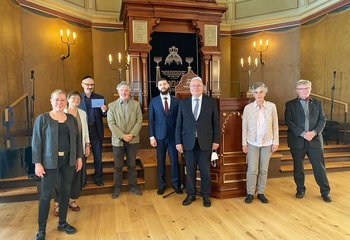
[1, 171, 350, 240]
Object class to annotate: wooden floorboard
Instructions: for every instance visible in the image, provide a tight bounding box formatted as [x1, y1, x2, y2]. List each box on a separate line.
[0, 171, 350, 239]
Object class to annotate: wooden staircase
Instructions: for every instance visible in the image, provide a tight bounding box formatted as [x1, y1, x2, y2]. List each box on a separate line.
[274, 124, 350, 176]
[0, 122, 163, 203]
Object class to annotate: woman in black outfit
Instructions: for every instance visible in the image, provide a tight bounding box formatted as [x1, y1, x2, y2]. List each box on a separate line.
[32, 89, 82, 240]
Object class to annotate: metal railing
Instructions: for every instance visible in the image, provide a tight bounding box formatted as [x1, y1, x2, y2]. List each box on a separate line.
[311, 93, 348, 123]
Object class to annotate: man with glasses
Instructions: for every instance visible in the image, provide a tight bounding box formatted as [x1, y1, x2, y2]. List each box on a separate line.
[79, 76, 107, 186]
[175, 77, 220, 207]
[285, 79, 331, 202]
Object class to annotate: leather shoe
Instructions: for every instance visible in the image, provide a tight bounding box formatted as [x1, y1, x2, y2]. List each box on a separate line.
[295, 191, 305, 199]
[95, 180, 104, 186]
[322, 194, 332, 202]
[182, 195, 196, 206]
[35, 230, 45, 240]
[174, 187, 183, 194]
[244, 194, 254, 203]
[257, 194, 269, 203]
[112, 188, 120, 199]
[157, 187, 166, 195]
[203, 196, 211, 207]
[129, 187, 142, 196]
[57, 222, 77, 234]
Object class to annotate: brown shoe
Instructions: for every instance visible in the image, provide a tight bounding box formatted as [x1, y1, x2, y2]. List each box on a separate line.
[69, 201, 80, 211]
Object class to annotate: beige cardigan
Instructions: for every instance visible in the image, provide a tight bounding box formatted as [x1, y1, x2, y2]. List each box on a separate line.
[242, 101, 279, 146]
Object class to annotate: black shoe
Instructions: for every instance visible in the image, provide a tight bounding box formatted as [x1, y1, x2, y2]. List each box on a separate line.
[173, 187, 183, 194]
[112, 188, 120, 199]
[157, 187, 166, 195]
[57, 222, 77, 234]
[129, 187, 142, 196]
[322, 194, 332, 202]
[295, 191, 305, 199]
[245, 194, 254, 203]
[35, 230, 45, 240]
[95, 180, 104, 186]
[203, 196, 211, 207]
[257, 194, 269, 203]
[182, 195, 196, 206]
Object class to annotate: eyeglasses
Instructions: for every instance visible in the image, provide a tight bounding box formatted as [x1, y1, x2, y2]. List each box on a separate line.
[83, 83, 95, 87]
[190, 84, 203, 88]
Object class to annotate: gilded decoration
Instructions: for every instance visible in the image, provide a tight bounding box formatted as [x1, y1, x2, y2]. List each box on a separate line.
[204, 24, 217, 47]
[132, 20, 148, 44]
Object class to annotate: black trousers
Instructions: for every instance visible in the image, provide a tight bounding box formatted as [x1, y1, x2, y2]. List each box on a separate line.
[183, 140, 211, 197]
[290, 142, 331, 196]
[112, 143, 138, 190]
[38, 157, 74, 231]
[88, 124, 103, 182]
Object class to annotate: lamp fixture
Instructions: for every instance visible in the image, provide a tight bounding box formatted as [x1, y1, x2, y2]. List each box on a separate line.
[240, 56, 258, 92]
[108, 52, 130, 83]
[60, 29, 76, 60]
[253, 39, 268, 64]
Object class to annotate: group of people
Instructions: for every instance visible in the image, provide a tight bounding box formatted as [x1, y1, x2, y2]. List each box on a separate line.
[32, 76, 331, 240]
[242, 79, 331, 204]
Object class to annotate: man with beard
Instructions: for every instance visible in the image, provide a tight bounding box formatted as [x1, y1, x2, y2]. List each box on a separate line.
[79, 76, 107, 186]
[149, 79, 183, 195]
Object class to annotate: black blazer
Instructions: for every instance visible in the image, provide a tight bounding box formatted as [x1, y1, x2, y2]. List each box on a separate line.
[284, 97, 326, 149]
[79, 92, 107, 140]
[175, 95, 220, 151]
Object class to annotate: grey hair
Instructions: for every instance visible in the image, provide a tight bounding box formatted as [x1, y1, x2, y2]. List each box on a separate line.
[190, 76, 203, 84]
[296, 79, 312, 88]
[116, 81, 131, 91]
[250, 81, 268, 94]
[50, 89, 66, 99]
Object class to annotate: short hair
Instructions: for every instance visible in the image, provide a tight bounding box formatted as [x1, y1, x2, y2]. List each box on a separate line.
[50, 89, 66, 99]
[250, 81, 268, 94]
[116, 81, 131, 91]
[67, 90, 81, 100]
[190, 76, 203, 85]
[296, 79, 312, 88]
[158, 79, 168, 83]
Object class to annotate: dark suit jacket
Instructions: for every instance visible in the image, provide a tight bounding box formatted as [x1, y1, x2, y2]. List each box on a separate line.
[175, 95, 220, 151]
[148, 95, 179, 141]
[79, 92, 107, 140]
[285, 97, 326, 149]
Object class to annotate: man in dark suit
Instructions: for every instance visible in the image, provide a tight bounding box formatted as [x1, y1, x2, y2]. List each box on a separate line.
[285, 79, 331, 202]
[79, 76, 107, 186]
[175, 77, 220, 207]
[149, 79, 182, 195]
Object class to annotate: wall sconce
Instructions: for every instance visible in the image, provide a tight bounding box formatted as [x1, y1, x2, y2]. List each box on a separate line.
[240, 56, 258, 92]
[60, 29, 76, 60]
[253, 39, 268, 64]
[108, 52, 130, 83]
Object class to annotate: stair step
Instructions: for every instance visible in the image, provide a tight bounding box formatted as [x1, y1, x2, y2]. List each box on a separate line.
[281, 152, 350, 161]
[0, 186, 38, 198]
[280, 161, 350, 172]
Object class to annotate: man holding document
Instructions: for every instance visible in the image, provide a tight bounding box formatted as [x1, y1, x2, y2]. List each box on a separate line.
[79, 76, 107, 186]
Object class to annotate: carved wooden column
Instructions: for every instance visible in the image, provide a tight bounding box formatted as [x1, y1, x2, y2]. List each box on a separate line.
[140, 52, 149, 112]
[129, 52, 142, 101]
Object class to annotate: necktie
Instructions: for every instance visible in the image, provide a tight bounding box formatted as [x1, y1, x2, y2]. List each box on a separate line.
[164, 97, 169, 114]
[193, 98, 199, 120]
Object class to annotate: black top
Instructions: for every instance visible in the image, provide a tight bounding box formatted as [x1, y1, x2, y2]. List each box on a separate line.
[58, 122, 70, 153]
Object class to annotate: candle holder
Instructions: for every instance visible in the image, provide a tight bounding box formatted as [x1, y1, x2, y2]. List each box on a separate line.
[60, 29, 76, 60]
[108, 53, 130, 83]
[240, 56, 258, 93]
[253, 39, 269, 64]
